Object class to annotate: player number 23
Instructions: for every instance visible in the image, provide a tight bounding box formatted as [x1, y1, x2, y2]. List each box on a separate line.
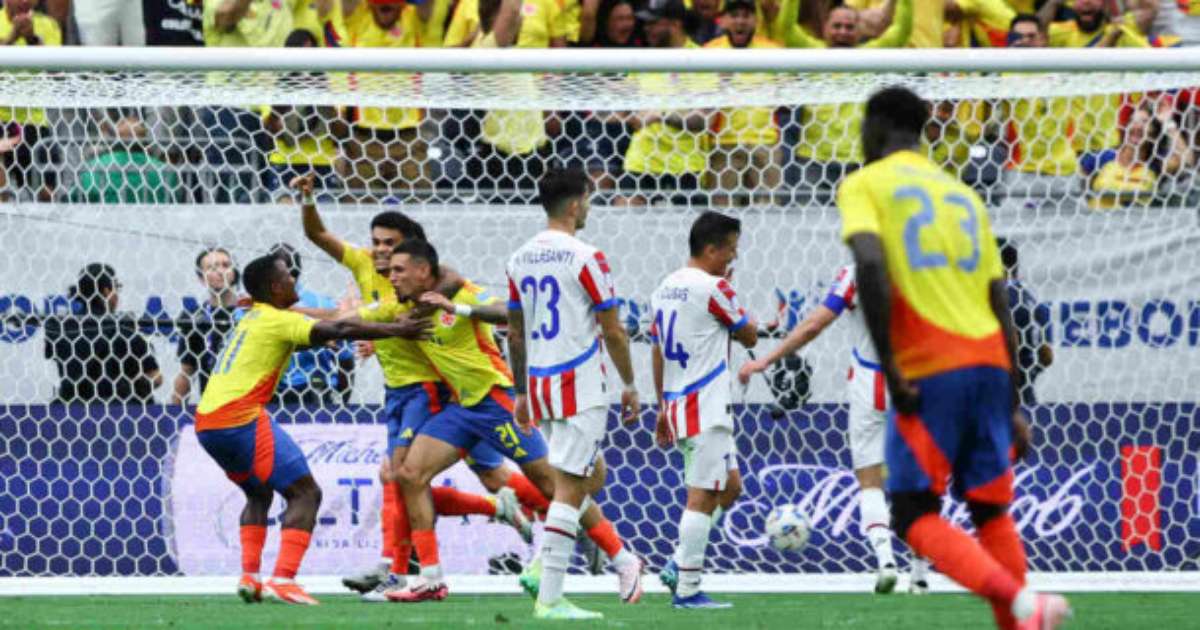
[519, 275, 561, 341]
[895, 186, 981, 273]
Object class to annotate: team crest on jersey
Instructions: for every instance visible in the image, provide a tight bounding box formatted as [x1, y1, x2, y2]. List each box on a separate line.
[440, 312, 457, 327]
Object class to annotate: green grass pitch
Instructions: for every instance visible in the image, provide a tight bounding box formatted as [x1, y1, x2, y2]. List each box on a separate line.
[0, 593, 1191, 629]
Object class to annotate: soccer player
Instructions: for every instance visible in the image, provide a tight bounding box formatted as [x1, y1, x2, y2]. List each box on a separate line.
[374, 239, 557, 603]
[738, 264, 931, 594]
[838, 85, 1070, 630]
[194, 255, 431, 605]
[506, 167, 644, 620]
[651, 211, 757, 609]
[291, 175, 541, 600]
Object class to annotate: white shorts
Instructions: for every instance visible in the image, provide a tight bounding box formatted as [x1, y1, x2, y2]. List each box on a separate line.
[543, 406, 607, 477]
[847, 363, 888, 470]
[679, 427, 738, 491]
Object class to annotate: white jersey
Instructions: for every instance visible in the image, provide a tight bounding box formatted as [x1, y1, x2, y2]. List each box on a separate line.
[823, 264, 888, 412]
[507, 229, 616, 421]
[650, 267, 748, 439]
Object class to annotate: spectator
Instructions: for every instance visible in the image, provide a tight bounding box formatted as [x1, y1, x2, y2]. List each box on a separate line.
[764, 0, 913, 188]
[943, 0, 1014, 47]
[44, 263, 163, 404]
[144, 0, 204, 46]
[685, 0, 723, 44]
[517, 0, 570, 46]
[444, 0, 480, 46]
[262, 29, 346, 200]
[1086, 100, 1194, 209]
[562, 0, 602, 45]
[1149, 0, 1200, 45]
[996, 238, 1052, 408]
[269, 243, 356, 406]
[338, 0, 434, 195]
[842, 0, 938, 47]
[73, 0, 144, 45]
[0, 0, 62, 202]
[925, 99, 1002, 186]
[171, 247, 241, 405]
[704, 0, 782, 207]
[1001, 14, 1078, 198]
[618, 0, 710, 205]
[590, 0, 643, 46]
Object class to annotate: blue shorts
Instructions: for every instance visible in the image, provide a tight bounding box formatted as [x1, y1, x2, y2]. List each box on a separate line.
[419, 387, 548, 465]
[197, 410, 311, 492]
[885, 366, 1015, 504]
[385, 382, 505, 472]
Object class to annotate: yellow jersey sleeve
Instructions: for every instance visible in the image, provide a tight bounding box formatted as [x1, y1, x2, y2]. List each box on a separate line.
[271, 308, 318, 346]
[358, 301, 402, 323]
[837, 169, 882, 242]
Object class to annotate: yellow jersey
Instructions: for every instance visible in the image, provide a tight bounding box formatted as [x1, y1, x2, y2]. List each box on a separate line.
[797, 101, 862, 163]
[202, 0, 296, 47]
[444, 0, 478, 47]
[837, 150, 1009, 380]
[474, 32, 548, 155]
[0, 10, 61, 128]
[345, 1, 423, 131]
[624, 42, 713, 176]
[945, 0, 1013, 47]
[704, 35, 781, 147]
[1005, 94, 1078, 176]
[517, 0, 569, 48]
[845, 0, 931, 47]
[1088, 159, 1155, 210]
[195, 303, 315, 431]
[363, 281, 512, 406]
[343, 244, 441, 388]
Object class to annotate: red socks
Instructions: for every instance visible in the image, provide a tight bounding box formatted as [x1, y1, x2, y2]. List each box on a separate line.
[978, 514, 1028, 630]
[391, 483, 412, 575]
[506, 472, 550, 516]
[586, 519, 624, 559]
[381, 481, 397, 562]
[239, 525, 266, 575]
[411, 528, 440, 568]
[272, 528, 312, 579]
[431, 486, 497, 517]
[905, 514, 1021, 607]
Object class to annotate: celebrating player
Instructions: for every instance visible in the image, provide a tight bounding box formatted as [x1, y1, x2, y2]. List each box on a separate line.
[651, 211, 757, 609]
[194, 255, 431, 605]
[292, 175, 541, 601]
[506, 167, 644, 620]
[738, 264, 931, 594]
[838, 85, 1070, 629]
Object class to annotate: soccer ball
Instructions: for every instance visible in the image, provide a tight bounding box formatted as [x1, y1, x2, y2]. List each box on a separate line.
[765, 504, 812, 552]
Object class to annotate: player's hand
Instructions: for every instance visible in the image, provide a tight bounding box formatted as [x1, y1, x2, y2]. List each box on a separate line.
[355, 340, 375, 359]
[392, 315, 433, 340]
[417, 291, 454, 313]
[1011, 410, 1032, 461]
[655, 411, 673, 448]
[10, 12, 34, 40]
[514, 394, 534, 436]
[289, 173, 315, 199]
[738, 358, 767, 385]
[619, 385, 640, 425]
[886, 373, 920, 415]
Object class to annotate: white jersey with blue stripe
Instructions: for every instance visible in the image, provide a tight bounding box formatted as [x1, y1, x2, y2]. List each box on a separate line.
[650, 266, 748, 438]
[822, 264, 880, 371]
[507, 229, 617, 421]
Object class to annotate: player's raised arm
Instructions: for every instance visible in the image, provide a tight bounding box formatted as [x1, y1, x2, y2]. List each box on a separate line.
[738, 305, 836, 384]
[417, 290, 508, 324]
[291, 173, 345, 263]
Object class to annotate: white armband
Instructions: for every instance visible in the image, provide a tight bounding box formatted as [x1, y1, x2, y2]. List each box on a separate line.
[454, 304, 473, 318]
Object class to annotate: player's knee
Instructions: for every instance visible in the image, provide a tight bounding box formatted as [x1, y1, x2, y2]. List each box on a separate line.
[967, 500, 1008, 530]
[396, 463, 429, 490]
[476, 467, 506, 493]
[890, 491, 941, 542]
[583, 460, 606, 496]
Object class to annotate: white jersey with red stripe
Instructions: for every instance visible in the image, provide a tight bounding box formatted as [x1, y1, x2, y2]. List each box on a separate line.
[650, 266, 749, 439]
[822, 264, 888, 413]
[507, 229, 617, 421]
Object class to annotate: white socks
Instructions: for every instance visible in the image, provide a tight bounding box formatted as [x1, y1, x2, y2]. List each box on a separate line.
[1011, 587, 1037, 620]
[910, 556, 930, 582]
[672, 509, 712, 598]
[860, 487, 896, 568]
[537, 502, 580, 606]
[611, 548, 638, 571]
[420, 564, 443, 582]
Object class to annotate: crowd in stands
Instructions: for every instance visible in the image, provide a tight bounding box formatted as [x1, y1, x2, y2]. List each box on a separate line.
[0, 0, 1196, 209]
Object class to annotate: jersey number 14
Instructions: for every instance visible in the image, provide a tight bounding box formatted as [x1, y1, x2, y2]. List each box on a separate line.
[654, 309, 690, 369]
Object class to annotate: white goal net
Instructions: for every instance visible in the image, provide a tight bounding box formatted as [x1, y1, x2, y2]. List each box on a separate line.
[0, 48, 1198, 588]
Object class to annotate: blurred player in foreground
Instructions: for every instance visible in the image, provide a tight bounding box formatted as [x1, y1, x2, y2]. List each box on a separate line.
[837, 85, 1070, 629]
[194, 255, 431, 605]
[506, 167, 644, 620]
[739, 264, 931, 594]
[652, 211, 757, 609]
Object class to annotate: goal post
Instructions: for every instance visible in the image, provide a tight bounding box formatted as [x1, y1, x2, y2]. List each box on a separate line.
[0, 47, 1197, 594]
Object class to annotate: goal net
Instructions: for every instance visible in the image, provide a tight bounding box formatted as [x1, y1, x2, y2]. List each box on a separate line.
[1, 48, 1198, 589]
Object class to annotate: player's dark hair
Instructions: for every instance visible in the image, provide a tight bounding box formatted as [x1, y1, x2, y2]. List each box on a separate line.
[864, 85, 928, 139]
[371, 210, 427, 242]
[1009, 13, 1043, 33]
[270, 242, 302, 280]
[242, 255, 285, 303]
[997, 237, 1018, 274]
[392, 239, 440, 276]
[537, 167, 591, 218]
[194, 246, 239, 286]
[688, 211, 741, 257]
[69, 263, 118, 314]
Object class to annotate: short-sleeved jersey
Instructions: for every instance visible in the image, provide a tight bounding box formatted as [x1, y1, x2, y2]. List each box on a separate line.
[202, 0, 295, 48]
[517, 0, 569, 48]
[703, 35, 781, 147]
[195, 303, 316, 431]
[837, 150, 1009, 380]
[342, 244, 440, 388]
[650, 267, 748, 439]
[344, 1, 424, 131]
[0, 10, 61, 128]
[821, 264, 877, 368]
[506, 229, 616, 421]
